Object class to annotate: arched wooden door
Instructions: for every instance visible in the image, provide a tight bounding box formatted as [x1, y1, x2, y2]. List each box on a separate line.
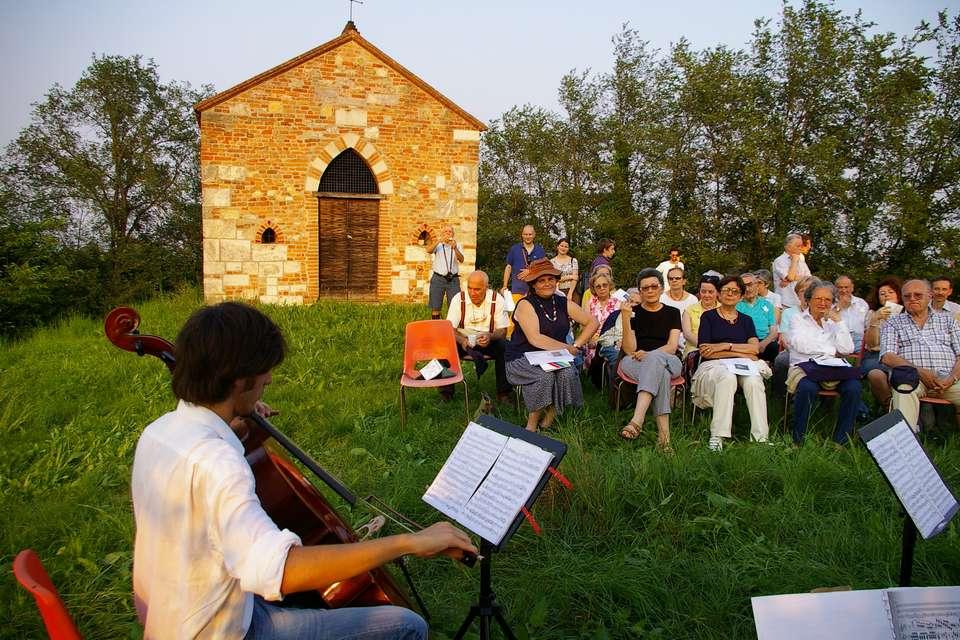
[317, 149, 380, 298]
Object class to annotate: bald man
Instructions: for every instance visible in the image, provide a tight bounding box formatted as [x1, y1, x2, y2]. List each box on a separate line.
[447, 271, 512, 403]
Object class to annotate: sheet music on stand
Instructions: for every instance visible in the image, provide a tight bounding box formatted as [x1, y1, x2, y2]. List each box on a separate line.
[859, 411, 959, 539]
[422, 415, 566, 549]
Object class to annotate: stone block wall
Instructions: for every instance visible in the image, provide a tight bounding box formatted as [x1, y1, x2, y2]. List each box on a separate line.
[199, 32, 483, 304]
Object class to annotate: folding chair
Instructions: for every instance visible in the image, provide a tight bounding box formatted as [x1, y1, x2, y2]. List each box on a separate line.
[399, 320, 468, 428]
[13, 549, 82, 640]
[612, 359, 686, 427]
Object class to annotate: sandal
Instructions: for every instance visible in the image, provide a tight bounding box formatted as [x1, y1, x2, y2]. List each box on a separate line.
[619, 421, 643, 440]
[657, 441, 675, 456]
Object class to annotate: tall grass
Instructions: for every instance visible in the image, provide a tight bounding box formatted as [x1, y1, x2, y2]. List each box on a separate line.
[2, 290, 959, 639]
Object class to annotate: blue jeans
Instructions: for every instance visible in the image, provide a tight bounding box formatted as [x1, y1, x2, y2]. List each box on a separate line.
[791, 377, 861, 445]
[245, 597, 427, 640]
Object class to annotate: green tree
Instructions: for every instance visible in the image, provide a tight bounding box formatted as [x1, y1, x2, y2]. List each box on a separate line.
[4, 54, 209, 302]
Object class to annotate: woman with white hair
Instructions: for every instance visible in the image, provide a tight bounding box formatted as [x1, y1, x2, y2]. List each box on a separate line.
[787, 279, 859, 446]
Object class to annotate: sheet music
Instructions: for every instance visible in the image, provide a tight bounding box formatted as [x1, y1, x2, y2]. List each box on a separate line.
[865, 419, 959, 539]
[524, 349, 575, 365]
[422, 422, 508, 519]
[721, 358, 761, 376]
[457, 438, 554, 544]
[423, 423, 555, 545]
[885, 587, 960, 640]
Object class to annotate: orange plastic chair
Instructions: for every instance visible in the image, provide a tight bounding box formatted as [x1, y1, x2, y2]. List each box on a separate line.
[399, 320, 468, 428]
[13, 549, 82, 640]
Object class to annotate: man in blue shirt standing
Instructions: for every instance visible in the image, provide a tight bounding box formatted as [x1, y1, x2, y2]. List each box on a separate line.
[501, 224, 545, 303]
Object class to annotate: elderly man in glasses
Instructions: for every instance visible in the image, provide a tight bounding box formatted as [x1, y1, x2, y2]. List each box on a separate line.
[881, 279, 960, 432]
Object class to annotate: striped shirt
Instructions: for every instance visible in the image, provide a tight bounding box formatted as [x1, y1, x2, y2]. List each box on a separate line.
[879, 310, 960, 377]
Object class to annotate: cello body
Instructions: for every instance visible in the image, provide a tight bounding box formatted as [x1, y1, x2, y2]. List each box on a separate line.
[104, 306, 414, 610]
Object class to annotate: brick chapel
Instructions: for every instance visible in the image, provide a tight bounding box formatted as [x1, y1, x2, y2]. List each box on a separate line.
[195, 22, 486, 304]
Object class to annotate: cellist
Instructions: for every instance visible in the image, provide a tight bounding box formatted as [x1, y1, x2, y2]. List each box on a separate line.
[131, 301, 476, 639]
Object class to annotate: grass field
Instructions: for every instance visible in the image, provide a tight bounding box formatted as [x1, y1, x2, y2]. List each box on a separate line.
[2, 290, 960, 639]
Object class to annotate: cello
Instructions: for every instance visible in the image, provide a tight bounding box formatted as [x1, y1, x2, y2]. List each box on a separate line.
[105, 305, 461, 614]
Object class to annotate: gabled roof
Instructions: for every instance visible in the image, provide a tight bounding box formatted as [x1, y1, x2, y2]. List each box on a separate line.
[194, 21, 487, 131]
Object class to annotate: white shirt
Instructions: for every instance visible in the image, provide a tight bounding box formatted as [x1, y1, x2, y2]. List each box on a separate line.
[446, 289, 510, 333]
[837, 296, 869, 346]
[762, 291, 782, 309]
[432, 241, 462, 276]
[656, 260, 684, 278]
[936, 300, 960, 314]
[772, 252, 810, 308]
[132, 401, 301, 639]
[786, 310, 855, 366]
[660, 290, 698, 315]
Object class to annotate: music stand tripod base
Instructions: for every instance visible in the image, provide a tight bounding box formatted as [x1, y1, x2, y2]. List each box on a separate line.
[453, 539, 516, 640]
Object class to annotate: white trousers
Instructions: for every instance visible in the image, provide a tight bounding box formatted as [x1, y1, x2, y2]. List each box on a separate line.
[890, 381, 960, 432]
[692, 360, 770, 441]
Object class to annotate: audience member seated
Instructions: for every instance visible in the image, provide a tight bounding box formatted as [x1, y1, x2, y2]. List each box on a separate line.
[754, 268, 782, 322]
[835, 275, 869, 350]
[787, 280, 859, 446]
[880, 279, 960, 432]
[661, 267, 698, 350]
[737, 272, 779, 363]
[863, 276, 903, 409]
[580, 263, 612, 310]
[773, 275, 817, 395]
[931, 276, 960, 315]
[446, 270, 512, 404]
[682, 275, 720, 356]
[692, 276, 771, 451]
[584, 270, 619, 370]
[617, 268, 682, 453]
[506, 259, 598, 432]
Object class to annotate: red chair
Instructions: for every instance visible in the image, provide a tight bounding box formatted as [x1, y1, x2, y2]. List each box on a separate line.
[399, 320, 468, 428]
[613, 359, 686, 427]
[13, 549, 81, 640]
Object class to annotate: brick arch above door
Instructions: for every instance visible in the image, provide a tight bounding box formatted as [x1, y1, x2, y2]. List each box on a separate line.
[303, 133, 393, 195]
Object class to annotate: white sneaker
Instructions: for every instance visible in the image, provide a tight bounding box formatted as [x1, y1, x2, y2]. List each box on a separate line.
[708, 436, 723, 452]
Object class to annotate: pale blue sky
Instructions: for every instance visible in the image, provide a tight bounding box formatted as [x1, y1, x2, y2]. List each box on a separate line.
[1, 0, 955, 147]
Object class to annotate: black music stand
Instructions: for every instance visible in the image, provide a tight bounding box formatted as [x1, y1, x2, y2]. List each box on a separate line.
[859, 410, 958, 587]
[436, 415, 567, 640]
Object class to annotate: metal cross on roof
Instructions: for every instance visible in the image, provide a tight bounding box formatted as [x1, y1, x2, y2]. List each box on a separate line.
[349, 0, 363, 21]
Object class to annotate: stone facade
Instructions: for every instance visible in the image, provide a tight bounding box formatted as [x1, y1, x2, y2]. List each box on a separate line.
[196, 22, 485, 304]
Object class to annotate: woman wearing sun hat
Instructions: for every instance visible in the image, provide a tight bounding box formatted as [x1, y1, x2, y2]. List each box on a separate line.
[506, 258, 599, 431]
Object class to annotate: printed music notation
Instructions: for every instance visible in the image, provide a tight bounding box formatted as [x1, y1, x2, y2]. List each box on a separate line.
[886, 588, 960, 640]
[422, 421, 554, 545]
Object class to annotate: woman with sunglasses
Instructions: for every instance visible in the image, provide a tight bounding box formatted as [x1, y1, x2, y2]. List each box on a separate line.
[618, 268, 682, 451]
[690, 275, 771, 451]
[506, 258, 599, 432]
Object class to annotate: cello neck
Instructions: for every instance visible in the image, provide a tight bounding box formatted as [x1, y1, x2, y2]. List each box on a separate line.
[246, 412, 357, 507]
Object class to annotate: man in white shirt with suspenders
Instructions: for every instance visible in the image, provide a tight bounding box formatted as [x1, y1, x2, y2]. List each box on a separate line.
[446, 271, 511, 404]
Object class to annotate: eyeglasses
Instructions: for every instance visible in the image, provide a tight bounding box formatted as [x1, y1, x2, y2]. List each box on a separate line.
[639, 284, 661, 292]
[595, 282, 610, 289]
[668, 276, 684, 281]
[810, 296, 833, 304]
[902, 292, 926, 299]
[743, 280, 757, 287]
[720, 287, 742, 295]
